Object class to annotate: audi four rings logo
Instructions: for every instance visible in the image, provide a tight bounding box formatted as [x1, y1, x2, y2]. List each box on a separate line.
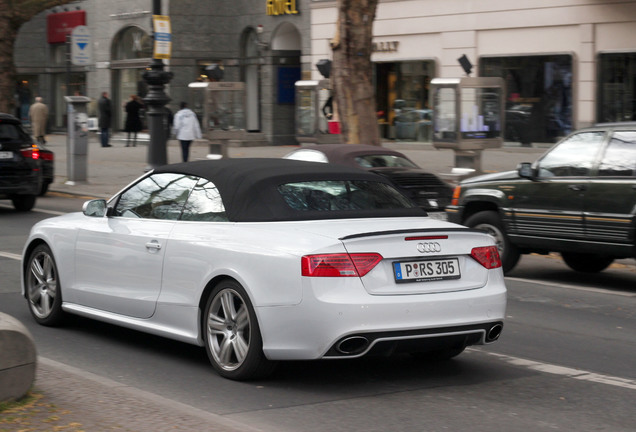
[417, 242, 441, 253]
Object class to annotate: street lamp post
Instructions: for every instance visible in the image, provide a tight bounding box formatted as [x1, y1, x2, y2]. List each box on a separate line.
[143, 0, 173, 170]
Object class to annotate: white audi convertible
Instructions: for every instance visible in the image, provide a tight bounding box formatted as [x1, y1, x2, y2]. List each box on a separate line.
[22, 158, 506, 380]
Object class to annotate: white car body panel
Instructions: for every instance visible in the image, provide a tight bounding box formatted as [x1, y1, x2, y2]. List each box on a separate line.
[23, 212, 506, 359]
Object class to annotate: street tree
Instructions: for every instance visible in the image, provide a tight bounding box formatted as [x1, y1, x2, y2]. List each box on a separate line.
[0, 0, 75, 114]
[331, 0, 380, 145]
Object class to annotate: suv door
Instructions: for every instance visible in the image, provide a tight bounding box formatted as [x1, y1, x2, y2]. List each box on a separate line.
[510, 131, 606, 245]
[584, 130, 636, 254]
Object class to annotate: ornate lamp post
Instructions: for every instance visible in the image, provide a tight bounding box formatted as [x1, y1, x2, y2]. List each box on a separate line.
[143, 0, 173, 169]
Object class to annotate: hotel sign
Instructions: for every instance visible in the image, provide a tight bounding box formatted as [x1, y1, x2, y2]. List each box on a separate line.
[266, 0, 299, 16]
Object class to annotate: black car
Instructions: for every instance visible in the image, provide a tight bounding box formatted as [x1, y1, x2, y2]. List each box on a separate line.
[37, 145, 54, 196]
[0, 114, 41, 211]
[284, 144, 453, 216]
[446, 123, 636, 273]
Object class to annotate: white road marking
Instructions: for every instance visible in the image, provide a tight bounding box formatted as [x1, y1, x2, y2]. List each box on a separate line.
[0, 203, 65, 216]
[482, 351, 636, 391]
[506, 276, 636, 297]
[0, 251, 22, 261]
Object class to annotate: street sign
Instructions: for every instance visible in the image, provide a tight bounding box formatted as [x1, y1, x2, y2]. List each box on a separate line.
[71, 25, 91, 65]
[152, 15, 172, 59]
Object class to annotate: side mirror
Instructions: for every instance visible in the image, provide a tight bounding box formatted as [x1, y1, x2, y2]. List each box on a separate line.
[517, 162, 535, 179]
[82, 199, 108, 217]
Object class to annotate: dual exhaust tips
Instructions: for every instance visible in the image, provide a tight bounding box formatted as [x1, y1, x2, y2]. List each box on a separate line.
[334, 323, 504, 356]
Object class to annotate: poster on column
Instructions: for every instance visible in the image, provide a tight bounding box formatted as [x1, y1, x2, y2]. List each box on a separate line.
[152, 15, 172, 59]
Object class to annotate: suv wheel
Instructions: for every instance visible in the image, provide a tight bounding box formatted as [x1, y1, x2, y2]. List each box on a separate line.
[561, 252, 614, 273]
[11, 194, 36, 212]
[465, 210, 520, 273]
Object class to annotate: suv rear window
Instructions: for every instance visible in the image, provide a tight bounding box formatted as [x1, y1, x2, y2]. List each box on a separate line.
[0, 123, 29, 142]
[278, 180, 415, 212]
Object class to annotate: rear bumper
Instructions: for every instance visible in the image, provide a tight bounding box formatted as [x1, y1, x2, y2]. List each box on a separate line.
[257, 271, 506, 360]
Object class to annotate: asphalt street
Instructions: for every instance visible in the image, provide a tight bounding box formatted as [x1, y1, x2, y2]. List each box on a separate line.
[1, 135, 635, 431]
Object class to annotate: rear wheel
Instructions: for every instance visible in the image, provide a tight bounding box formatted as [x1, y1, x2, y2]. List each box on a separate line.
[25, 244, 65, 326]
[39, 181, 51, 196]
[203, 280, 276, 380]
[11, 194, 36, 211]
[561, 252, 614, 273]
[465, 210, 520, 273]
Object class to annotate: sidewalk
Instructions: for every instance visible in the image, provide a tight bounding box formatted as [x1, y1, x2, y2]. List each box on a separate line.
[45, 132, 547, 200]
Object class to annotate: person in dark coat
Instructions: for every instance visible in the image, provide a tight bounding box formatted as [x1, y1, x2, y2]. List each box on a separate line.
[98, 92, 112, 147]
[124, 95, 143, 147]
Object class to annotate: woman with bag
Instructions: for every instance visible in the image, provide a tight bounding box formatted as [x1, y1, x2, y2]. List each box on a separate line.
[172, 102, 202, 162]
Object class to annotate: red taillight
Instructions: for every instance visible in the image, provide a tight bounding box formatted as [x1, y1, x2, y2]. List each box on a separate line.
[451, 186, 461, 206]
[471, 246, 502, 269]
[40, 151, 53, 161]
[301, 253, 383, 277]
[21, 147, 40, 160]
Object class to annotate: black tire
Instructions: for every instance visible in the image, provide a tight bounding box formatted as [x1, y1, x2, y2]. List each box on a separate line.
[11, 194, 36, 211]
[465, 210, 520, 273]
[203, 280, 276, 380]
[39, 181, 51, 196]
[561, 252, 614, 273]
[24, 244, 65, 326]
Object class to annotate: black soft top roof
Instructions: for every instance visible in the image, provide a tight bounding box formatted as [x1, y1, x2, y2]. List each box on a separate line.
[153, 158, 424, 221]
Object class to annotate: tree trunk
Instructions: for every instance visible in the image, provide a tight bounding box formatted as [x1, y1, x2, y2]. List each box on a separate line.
[0, 12, 18, 114]
[0, 0, 75, 114]
[331, 0, 380, 145]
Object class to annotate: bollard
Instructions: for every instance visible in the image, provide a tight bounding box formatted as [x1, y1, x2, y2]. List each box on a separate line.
[0, 313, 37, 402]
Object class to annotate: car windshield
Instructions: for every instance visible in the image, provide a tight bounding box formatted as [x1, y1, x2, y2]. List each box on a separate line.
[278, 180, 415, 212]
[354, 154, 418, 169]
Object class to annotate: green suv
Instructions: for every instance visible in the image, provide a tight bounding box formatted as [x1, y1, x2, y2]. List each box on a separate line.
[446, 123, 636, 273]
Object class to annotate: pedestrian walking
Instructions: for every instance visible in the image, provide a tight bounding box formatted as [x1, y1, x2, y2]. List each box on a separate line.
[124, 95, 143, 147]
[98, 92, 112, 147]
[172, 102, 201, 162]
[28, 96, 48, 145]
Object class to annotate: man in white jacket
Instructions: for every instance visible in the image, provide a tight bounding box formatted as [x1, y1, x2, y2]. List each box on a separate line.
[172, 102, 202, 162]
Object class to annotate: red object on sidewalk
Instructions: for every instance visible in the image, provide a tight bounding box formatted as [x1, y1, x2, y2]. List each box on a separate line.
[328, 121, 340, 134]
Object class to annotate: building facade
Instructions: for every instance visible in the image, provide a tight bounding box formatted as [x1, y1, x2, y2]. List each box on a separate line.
[311, 0, 636, 144]
[15, 0, 312, 146]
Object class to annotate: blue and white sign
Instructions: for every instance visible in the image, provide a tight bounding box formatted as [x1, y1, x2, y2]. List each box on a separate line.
[71, 25, 91, 65]
[152, 15, 172, 60]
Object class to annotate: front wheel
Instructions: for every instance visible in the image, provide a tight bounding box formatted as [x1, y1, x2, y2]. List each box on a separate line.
[203, 280, 276, 380]
[561, 252, 614, 273]
[25, 244, 65, 326]
[465, 210, 520, 273]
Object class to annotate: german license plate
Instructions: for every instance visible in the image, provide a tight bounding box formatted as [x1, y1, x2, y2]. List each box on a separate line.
[0, 151, 13, 159]
[393, 258, 460, 283]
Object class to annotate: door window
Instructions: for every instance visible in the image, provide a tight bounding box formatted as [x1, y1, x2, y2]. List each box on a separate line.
[115, 173, 198, 220]
[538, 132, 605, 177]
[598, 131, 636, 177]
[180, 178, 228, 222]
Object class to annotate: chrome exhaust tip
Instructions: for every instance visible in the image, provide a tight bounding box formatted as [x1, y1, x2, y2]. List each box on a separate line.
[486, 323, 503, 342]
[336, 336, 369, 355]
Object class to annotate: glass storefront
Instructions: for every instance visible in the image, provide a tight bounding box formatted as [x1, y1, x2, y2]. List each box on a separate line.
[375, 61, 435, 141]
[598, 52, 636, 123]
[480, 55, 572, 144]
[111, 26, 152, 130]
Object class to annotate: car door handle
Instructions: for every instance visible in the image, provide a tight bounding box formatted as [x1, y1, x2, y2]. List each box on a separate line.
[145, 241, 162, 251]
[568, 184, 587, 192]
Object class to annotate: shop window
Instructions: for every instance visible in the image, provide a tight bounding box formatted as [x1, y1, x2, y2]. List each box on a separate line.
[598, 53, 636, 123]
[374, 61, 435, 141]
[480, 55, 572, 144]
[111, 26, 152, 60]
